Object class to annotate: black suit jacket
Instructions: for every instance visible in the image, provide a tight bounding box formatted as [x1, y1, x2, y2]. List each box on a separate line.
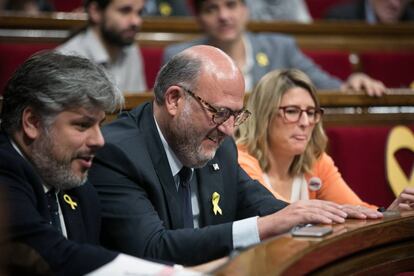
[90, 102, 287, 265]
[0, 132, 117, 275]
[324, 0, 414, 21]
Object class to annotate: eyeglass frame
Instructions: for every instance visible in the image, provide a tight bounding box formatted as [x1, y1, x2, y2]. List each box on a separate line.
[278, 105, 324, 124]
[177, 85, 251, 126]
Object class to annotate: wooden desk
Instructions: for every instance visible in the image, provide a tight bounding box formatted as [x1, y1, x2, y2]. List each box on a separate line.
[210, 211, 414, 275]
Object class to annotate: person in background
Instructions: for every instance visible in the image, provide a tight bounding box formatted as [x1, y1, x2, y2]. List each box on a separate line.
[163, 0, 386, 96]
[0, 51, 196, 276]
[245, 0, 311, 22]
[3, 0, 53, 14]
[324, 0, 414, 23]
[235, 69, 414, 214]
[142, 0, 192, 16]
[57, 0, 147, 93]
[89, 45, 386, 266]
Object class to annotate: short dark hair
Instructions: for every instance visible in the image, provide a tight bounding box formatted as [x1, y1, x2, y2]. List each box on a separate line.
[153, 52, 201, 105]
[1, 51, 124, 135]
[84, 0, 112, 10]
[193, 0, 245, 14]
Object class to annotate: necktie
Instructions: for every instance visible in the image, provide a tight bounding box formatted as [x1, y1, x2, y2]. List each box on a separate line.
[178, 167, 193, 228]
[45, 189, 62, 233]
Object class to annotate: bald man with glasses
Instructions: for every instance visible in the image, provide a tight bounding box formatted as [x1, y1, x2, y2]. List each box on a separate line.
[89, 45, 348, 266]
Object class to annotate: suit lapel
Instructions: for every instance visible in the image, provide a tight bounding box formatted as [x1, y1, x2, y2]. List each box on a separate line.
[248, 32, 270, 86]
[197, 157, 226, 227]
[58, 191, 86, 242]
[141, 104, 185, 229]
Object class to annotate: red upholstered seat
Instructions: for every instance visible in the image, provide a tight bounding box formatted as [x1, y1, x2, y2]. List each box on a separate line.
[359, 51, 414, 88]
[305, 0, 353, 19]
[52, 0, 83, 12]
[140, 46, 164, 89]
[0, 43, 58, 94]
[326, 125, 414, 207]
[303, 50, 354, 81]
[0, 42, 164, 93]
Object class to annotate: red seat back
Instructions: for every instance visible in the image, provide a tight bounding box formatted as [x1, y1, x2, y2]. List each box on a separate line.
[305, 0, 354, 19]
[0, 43, 58, 94]
[52, 0, 83, 12]
[140, 46, 164, 89]
[326, 125, 414, 207]
[359, 51, 414, 87]
[303, 50, 354, 80]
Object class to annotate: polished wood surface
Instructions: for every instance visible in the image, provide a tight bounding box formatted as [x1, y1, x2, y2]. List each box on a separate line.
[210, 211, 414, 276]
[1, 12, 414, 50]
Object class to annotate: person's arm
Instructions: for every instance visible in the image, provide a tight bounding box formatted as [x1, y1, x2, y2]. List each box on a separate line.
[341, 73, 386, 96]
[90, 142, 234, 266]
[387, 187, 414, 211]
[257, 199, 347, 240]
[282, 35, 386, 96]
[313, 153, 383, 219]
[237, 146, 266, 185]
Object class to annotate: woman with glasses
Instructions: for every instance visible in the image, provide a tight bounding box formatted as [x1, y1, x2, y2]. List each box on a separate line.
[235, 69, 414, 214]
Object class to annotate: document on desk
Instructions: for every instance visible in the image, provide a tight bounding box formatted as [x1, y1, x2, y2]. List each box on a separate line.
[86, 253, 203, 275]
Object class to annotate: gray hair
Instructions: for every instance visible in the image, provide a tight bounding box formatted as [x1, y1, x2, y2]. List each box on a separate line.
[153, 51, 202, 105]
[1, 51, 124, 134]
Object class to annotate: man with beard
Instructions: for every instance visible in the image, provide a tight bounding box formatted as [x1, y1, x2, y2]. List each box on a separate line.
[0, 51, 198, 275]
[57, 0, 147, 93]
[89, 45, 349, 266]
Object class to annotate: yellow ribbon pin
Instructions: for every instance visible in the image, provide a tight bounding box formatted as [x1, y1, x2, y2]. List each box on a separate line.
[63, 194, 78, 210]
[256, 52, 269, 67]
[212, 192, 222, 215]
[159, 2, 172, 16]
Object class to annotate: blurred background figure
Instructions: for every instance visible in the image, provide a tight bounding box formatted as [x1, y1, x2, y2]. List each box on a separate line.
[57, 0, 148, 93]
[142, 0, 193, 16]
[3, 0, 53, 14]
[325, 0, 414, 23]
[163, 0, 386, 96]
[246, 0, 312, 22]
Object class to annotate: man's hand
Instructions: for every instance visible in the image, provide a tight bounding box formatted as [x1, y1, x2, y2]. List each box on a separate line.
[387, 187, 414, 211]
[257, 200, 347, 240]
[341, 73, 386, 96]
[340, 205, 383, 219]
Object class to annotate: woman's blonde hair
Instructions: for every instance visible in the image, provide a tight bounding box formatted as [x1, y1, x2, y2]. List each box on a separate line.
[235, 69, 327, 176]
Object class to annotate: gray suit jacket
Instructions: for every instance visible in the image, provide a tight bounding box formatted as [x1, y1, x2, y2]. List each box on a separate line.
[163, 32, 342, 89]
[89, 102, 287, 265]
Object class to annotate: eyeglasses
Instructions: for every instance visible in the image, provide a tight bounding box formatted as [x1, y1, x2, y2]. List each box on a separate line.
[279, 106, 324, 124]
[179, 85, 251, 126]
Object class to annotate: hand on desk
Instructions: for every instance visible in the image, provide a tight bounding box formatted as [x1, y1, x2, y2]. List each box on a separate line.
[258, 200, 347, 240]
[340, 205, 383, 219]
[341, 73, 386, 97]
[387, 187, 414, 211]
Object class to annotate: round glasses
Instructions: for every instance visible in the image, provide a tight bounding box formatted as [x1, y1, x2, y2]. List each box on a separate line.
[279, 106, 324, 124]
[180, 86, 251, 126]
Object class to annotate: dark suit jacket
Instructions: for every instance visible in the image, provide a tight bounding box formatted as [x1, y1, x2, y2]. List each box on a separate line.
[90, 102, 288, 265]
[324, 0, 414, 22]
[0, 132, 117, 276]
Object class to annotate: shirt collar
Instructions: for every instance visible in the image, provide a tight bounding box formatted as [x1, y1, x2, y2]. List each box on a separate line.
[154, 115, 184, 177]
[10, 136, 54, 193]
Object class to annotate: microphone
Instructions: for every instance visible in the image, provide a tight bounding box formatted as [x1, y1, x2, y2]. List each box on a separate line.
[308, 177, 322, 191]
